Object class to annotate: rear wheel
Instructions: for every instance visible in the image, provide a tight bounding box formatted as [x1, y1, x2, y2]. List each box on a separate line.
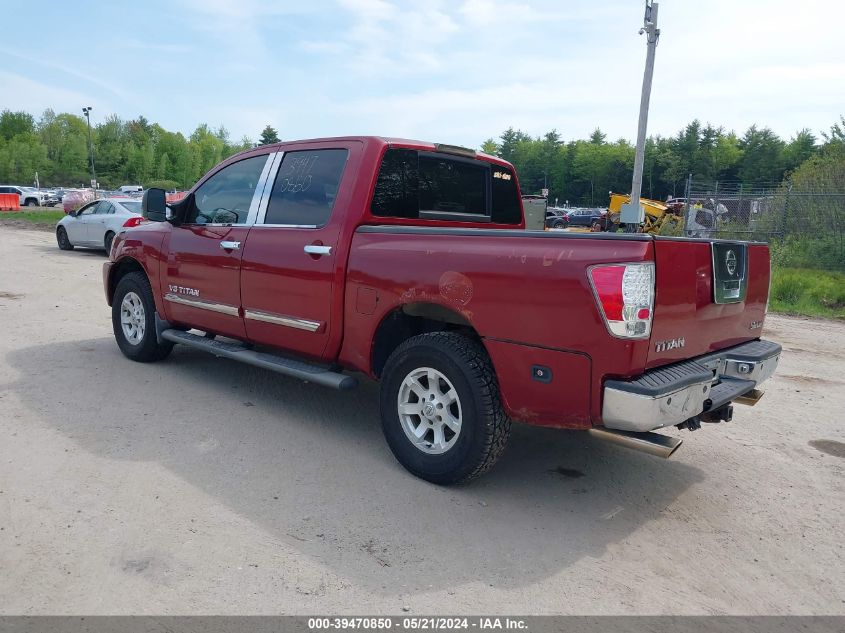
[104, 231, 115, 254]
[112, 272, 173, 362]
[56, 226, 74, 251]
[379, 332, 511, 484]
[552, 220, 566, 229]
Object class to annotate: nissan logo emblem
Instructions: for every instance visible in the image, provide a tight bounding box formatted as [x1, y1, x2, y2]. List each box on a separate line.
[725, 249, 737, 276]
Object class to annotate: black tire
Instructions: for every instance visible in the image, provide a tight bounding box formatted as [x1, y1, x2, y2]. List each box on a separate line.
[56, 226, 74, 251]
[104, 231, 115, 254]
[379, 332, 511, 484]
[25, 198, 38, 207]
[552, 220, 566, 229]
[112, 271, 173, 362]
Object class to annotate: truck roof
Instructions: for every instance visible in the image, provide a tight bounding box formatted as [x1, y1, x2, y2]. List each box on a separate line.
[233, 136, 512, 168]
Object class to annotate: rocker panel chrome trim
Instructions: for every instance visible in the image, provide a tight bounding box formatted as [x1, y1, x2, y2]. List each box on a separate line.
[164, 293, 240, 317]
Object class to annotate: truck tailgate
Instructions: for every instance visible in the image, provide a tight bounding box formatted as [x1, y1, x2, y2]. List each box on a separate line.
[646, 237, 771, 369]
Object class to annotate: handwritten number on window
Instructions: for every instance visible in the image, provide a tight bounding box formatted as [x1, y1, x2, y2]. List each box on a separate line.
[278, 155, 318, 193]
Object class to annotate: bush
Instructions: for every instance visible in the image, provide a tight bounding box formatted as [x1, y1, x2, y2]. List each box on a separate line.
[145, 179, 180, 191]
[770, 268, 845, 319]
[770, 235, 844, 271]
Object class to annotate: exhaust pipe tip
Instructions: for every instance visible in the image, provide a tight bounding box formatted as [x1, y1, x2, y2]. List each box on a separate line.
[588, 427, 683, 459]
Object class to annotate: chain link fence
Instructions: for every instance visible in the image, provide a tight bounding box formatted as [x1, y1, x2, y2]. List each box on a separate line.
[680, 177, 845, 271]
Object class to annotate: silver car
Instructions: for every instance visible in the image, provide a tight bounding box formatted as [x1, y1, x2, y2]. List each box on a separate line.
[56, 197, 143, 253]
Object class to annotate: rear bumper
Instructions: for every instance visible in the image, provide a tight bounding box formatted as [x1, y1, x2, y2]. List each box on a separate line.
[601, 339, 781, 432]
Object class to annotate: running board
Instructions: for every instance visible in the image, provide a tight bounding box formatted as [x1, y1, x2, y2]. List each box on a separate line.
[160, 329, 358, 391]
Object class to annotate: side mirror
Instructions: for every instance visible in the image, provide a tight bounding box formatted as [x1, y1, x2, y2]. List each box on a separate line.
[142, 188, 167, 222]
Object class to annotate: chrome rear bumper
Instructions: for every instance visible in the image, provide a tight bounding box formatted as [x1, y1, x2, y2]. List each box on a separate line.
[601, 339, 781, 432]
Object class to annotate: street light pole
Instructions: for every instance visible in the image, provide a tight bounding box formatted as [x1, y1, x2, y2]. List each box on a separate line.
[621, 1, 660, 232]
[82, 106, 96, 189]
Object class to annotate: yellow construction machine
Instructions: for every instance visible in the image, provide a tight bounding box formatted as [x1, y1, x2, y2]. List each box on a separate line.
[607, 193, 685, 235]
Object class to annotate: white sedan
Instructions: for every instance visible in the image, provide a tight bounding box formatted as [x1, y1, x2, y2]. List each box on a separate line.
[56, 197, 144, 253]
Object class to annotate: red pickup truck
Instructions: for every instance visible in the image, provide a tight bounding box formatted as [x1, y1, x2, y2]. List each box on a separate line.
[103, 136, 780, 483]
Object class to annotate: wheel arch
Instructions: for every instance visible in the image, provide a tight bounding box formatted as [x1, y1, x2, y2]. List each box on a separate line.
[106, 257, 149, 307]
[370, 302, 482, 379]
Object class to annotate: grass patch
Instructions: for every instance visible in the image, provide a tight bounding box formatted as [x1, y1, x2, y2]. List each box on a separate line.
[0, 209, 66, 226]
[770, 268, 845, 319]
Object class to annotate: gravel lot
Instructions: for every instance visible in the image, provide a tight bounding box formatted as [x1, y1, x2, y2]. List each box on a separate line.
[0, 227, 842, 615]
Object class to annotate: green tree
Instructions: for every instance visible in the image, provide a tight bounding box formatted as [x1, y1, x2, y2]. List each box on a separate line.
[259, 125, 280, 145]
[783, 128, 818, 173]
[480, 138, 498, 155]
[738, 125, 785, 184]
[0, 110, 35, 140]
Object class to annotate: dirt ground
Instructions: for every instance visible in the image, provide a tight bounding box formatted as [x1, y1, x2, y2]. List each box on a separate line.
[0, 227, 842, 615]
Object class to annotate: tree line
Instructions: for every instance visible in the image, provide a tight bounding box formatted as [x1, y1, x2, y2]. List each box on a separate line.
[0, 110, 286, 190]
[482, 120, 837, 207]
[0, 107, 841, 205]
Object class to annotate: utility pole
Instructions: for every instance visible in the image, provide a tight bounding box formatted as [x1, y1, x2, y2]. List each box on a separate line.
[82, 106, 96, 189]
[621, 1, 660, 232]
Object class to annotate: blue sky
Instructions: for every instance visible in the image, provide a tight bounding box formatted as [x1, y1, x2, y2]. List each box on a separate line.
[2, 0, 843, 147]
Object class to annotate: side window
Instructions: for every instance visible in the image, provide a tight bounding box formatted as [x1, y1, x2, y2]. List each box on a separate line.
[78, 202, 98, 216]
[418, 154, 487, 219]
[371, 149, 521, 225]
[263, 149, 348, 226]
[95, 202, 113, 214]
[189, 155, 268, 225]
[371, 149, 419, 218]
[491, 165, 520, 224]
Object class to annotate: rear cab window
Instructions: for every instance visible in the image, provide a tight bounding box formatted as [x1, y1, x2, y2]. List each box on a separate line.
[371, 147, 521, 225]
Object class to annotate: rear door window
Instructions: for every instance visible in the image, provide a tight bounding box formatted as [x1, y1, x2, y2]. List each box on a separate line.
[263, 149, 348, 227]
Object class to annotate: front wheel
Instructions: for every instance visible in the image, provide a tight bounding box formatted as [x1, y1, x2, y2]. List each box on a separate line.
[379, 332, 511, 484]
[25, 198, 38, 207]
[112, 272, 173, 362]
[56, 226, 74, 251]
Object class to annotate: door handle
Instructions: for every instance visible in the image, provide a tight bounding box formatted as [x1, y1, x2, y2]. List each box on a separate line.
[304, 244, 332, 256]
[220, 240, 241, 250]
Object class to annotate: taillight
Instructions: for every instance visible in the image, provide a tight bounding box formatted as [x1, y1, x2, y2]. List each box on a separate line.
[589, 263, 654, 338]
[123, 217, 143, 228]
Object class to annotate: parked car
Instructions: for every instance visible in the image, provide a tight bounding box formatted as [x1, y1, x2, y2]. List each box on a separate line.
[0, 185, 47, 207]
[565, 207, 606, 228]
[118, 185, 143, 194]
[103, 136, 779, 484]
[56, 197, 143, 252]
[41, 190, 62, 207]
[62, 189, 96, 214]
[545, 207, 569, 229]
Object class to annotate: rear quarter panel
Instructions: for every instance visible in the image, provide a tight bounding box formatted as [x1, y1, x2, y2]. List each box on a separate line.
[340, 229, 655, 428]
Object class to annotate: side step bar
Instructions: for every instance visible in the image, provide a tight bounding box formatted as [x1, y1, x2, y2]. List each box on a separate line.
[160, 329, 358, 391]
[588, 427, 683, 459]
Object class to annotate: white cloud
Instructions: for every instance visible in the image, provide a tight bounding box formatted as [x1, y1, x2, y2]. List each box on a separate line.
[0, 49, 133, 102]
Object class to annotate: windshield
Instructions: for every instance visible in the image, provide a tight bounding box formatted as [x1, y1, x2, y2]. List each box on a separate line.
[120, 201, 142, 214]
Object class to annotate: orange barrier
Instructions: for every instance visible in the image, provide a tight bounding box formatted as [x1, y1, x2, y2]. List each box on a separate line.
[0, 193, 20, 211]
[166, 191, 187, 203]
